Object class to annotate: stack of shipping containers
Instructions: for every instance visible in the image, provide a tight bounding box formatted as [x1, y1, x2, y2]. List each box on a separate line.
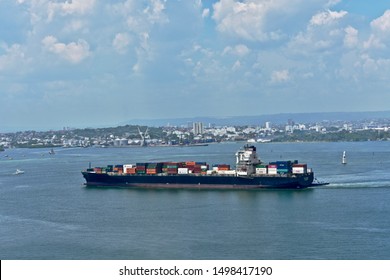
[98, 159, 308, 177]
[275, 161, 292, 174]
[146, 163, 163, 174]
[136, 163, 147, 174]
[255, 164, 268, 175]
[267, 164, 277, 175]
[124, 164, 136, 174]
[113, 165, 123, 174]
[163, 162, 178, 174]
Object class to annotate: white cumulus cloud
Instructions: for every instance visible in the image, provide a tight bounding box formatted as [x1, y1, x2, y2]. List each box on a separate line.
[271, 69, 290, 83]
[202, 8, 210, 18]
[363, 35, 386, 50]
[109, 0, 168, 72]
[371, 10, 390, 33]
[144, 0, 168, 24]
[358, 54, 390, 78]
[326, 0, 342, 7]
[288, 8, 349, 54]
[48, 0, 96, 21]
[42, 36, 90, 63]
[113, 33, 132, 54]
[232, 60, 241, 71]
[365, 10, 390, 50]
[63, 19, 88, 33]
[310, 9, 347, 26]
[211, 0, 335, 41]
[222, 44, 250, 56]
[16, 0, 96, 24]
[0, 43, 26, 71]
[344, 26, 358, 48]
[212, 0, 273, 41]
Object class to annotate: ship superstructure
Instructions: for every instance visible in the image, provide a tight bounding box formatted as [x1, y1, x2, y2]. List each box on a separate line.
[235, 145, 260, 176]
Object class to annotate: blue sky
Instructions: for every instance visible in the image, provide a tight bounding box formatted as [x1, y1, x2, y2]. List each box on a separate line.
[1, 0, 390, 130]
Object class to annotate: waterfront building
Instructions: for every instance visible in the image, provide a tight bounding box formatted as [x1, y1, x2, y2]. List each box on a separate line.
[193, 122, 204, 135]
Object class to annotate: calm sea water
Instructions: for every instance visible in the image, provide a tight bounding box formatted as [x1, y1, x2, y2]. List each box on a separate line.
[1, 142, 390, 260]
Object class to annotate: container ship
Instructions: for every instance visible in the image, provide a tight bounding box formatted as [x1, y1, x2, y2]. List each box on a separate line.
[82, 145, 328, 189]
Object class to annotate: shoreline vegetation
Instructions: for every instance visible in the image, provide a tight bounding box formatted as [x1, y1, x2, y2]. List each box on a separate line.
[1, 124, 390, 150]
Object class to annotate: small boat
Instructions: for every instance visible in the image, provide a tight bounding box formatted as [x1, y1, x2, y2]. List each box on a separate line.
[13, 169, 25, 175]
[49, 148, 55, 155]
[257, 138, 271, 143]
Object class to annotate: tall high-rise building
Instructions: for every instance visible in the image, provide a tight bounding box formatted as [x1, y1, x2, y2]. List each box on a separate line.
[193, 122, 204, 135]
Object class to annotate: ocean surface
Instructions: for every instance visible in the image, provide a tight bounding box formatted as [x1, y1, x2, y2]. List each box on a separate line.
[1, 141, 390, 260]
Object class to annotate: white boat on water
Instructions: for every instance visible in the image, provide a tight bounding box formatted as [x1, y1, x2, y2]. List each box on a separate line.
[257, 138, 272, 143]
[13, 169, 25, 175]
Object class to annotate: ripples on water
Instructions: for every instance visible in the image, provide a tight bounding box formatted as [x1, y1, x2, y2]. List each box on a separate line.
[1, 141, 390, 259]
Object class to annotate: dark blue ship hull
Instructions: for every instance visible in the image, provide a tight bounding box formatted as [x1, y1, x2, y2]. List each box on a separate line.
[81, 171, 316, 189]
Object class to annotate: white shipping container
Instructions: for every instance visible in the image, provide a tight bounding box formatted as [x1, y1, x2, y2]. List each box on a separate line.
[206, 170, 215, 175]
[178, 168, 189, 174]
[268, 168, 277, 175]
[123, 164, 135, 173]
[218, 170, 236, 175]
[256, 168, 268, 174]
[201, 165, 208, 169]
[212, 167, 219, 171]
[292, 167, 306, 174]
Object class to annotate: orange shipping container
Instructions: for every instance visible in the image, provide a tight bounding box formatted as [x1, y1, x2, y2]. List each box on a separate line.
[126, 168, 136, 174]
[218, 167, 230, 171]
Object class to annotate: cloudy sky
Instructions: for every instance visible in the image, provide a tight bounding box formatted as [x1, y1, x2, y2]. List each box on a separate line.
[1, 0, 390, 130]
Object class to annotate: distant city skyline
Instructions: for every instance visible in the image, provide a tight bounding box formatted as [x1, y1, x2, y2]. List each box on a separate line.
[1, 0, 390, 131]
